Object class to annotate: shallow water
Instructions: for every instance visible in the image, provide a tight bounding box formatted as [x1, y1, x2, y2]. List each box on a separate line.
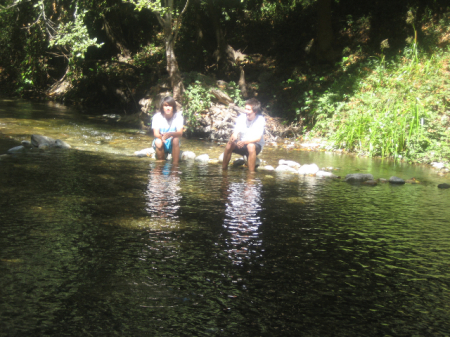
[1, 99, 450, 336]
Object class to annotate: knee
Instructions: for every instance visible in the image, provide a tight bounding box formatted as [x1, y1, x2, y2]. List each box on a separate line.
[172, 137, 180, 147]
[154, 138, 163, 148]
[247, 143, 256, 153]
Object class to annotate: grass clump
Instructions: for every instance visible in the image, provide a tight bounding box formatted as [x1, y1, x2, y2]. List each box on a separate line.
[311, 28, 450, 163]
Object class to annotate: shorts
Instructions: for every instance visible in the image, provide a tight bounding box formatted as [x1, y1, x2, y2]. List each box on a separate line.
[232, 142, 262, 157]
[152, 137, 177, 154]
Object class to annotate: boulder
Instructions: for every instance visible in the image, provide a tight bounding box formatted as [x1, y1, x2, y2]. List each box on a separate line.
[438, 183, 450, 189]
[389, 176, 405, 184]
[31, 134, 56, 148]
[31, 134, 71, 150]
[344, 173, 374, 182]
[298, 163, 319, 175]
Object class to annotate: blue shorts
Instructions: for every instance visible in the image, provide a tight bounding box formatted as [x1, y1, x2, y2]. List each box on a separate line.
[152, 138, 178, 154]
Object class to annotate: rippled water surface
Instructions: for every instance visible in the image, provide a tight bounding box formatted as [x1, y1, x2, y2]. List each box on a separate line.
[1, 99, 450, 336]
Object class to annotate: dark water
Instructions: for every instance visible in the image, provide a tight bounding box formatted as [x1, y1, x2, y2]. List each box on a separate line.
[1, 99, 450, 336]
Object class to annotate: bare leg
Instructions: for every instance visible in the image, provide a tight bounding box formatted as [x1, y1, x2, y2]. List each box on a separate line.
[154, 138, 165, 160]
[222, 138, 237, 170]
[172, 137, 180, 165]
[247, 143, 257, 173]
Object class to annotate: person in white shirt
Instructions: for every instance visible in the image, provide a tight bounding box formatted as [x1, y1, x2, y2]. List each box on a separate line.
[151, 96, 184, 165]
[222, 98, 265, 173]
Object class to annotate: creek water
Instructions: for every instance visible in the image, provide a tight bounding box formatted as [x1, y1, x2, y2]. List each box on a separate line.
[1, 98, 450, 336]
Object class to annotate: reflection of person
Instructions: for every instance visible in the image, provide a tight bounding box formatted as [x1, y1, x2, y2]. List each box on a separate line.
[146, 162, 181, 220]
[221, 175, 263, 265]
[152, 96, 183, 165]
[222, 98, 265, 172]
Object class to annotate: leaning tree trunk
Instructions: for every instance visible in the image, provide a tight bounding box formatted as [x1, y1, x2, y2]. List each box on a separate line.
[162, 15, 184, 103]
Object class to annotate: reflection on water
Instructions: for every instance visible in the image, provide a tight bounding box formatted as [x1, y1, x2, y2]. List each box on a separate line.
[145, 162, 181, 223]
[2, 98, 450, 336]
[222, 174, 263, 265]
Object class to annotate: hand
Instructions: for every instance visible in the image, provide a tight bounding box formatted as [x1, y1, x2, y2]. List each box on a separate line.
[236, 140, 245, 148]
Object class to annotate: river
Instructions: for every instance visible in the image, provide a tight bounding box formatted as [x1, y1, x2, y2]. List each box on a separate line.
[1, 98, 450, 336]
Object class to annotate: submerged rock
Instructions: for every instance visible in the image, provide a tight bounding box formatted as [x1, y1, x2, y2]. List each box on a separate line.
[344, 173, 374, 182]
[362, 180, 378, 186]
[438, 183, 450, 189]
[389, 176, 405, 184]
[7, 145, 27, 154]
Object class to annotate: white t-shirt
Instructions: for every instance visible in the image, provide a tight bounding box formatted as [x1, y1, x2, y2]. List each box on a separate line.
[234, 113, 265, 149]
[151, 111, 184, 134]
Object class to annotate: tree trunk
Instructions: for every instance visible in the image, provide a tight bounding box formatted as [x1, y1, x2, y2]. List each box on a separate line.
[162, 10, 184, 103]
[101, 13, 131, 58]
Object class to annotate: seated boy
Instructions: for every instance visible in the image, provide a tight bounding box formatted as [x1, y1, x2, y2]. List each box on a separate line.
[222, 98, 265, 172]
[152, 96, 183, 164]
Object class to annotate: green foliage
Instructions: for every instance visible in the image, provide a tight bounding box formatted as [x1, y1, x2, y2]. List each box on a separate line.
[182, 80, 214, 130]
[311, 38, 450, 163]
[49, 10, 104, 60]
[133, 43, 165, 68]
[182, 73, 245, 130]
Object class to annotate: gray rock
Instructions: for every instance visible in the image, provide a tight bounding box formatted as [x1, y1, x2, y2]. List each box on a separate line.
[344, 173, 374, 182]
[181, 151, 196, 160]
[195, 154, 210, 163]
[275, 165, 299, 174]
[431, 162, 445, 170]
[134, 148, 155, 157]
[438, 183, 450, 189]
[232, 158, 245, 167]
[316, 170, 338, 178]
[278, 159, 301, 169]
[298, 163, 319, 175]
[31, 134, 71, 150]
[389, 176, 405, 184]
[7, 145, 26, 154]
[55, 139, 71, 149]
[21, 140, 32, 148]
[258, 165, 275, 171]
[31, 134, 56, 147]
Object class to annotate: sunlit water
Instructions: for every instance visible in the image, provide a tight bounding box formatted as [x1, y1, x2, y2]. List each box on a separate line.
[1, 99, 450, 336]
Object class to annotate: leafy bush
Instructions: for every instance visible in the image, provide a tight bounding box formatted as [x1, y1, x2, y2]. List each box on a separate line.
[182, 73, 245, 131]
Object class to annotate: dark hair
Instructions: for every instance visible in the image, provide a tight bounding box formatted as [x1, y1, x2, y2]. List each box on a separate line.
[159, 96, 177, 114]
[245, 98, 261, 114]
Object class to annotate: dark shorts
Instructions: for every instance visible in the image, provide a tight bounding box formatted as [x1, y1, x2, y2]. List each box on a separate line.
[232, 143, 262, 157]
